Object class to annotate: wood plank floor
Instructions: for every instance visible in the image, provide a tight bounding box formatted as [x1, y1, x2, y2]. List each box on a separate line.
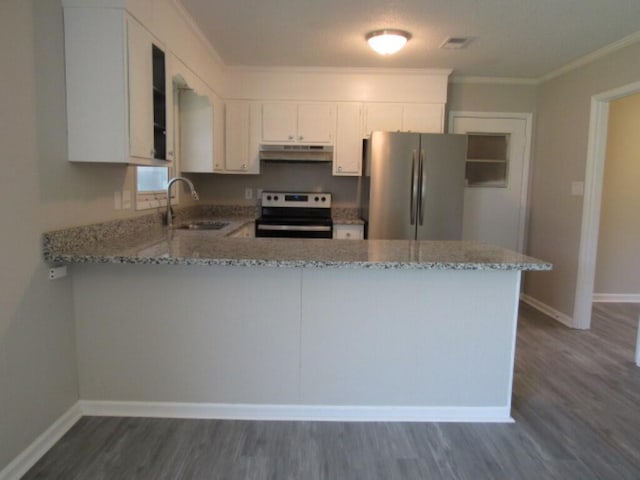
[23, 303, 640, 479]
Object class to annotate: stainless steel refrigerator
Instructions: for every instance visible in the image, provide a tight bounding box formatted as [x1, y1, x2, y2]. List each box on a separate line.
[361, 131, 467, 240]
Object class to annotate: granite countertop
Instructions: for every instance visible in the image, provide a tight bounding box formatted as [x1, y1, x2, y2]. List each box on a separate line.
[43, 213, 551, 271]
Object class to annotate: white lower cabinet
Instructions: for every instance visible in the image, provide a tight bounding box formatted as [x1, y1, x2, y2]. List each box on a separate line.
[333, 224, 364, 240]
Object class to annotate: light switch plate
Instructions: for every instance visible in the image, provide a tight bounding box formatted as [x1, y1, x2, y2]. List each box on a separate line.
[571, 181, 584, 196]
[114, 191, 122, 210]
[245, 188, 253, 200]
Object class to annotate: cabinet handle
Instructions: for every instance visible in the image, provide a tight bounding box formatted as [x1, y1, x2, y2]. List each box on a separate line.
[242, 164, 247, 170]
[168, 150, 174, 157]
[288, 135, 294, 140]
[299, 135, 304, 140]
[338, 166, 342, 172]
[150, 149, 155, 157]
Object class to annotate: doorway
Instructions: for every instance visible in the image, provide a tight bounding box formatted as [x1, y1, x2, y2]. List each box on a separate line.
[573, 81, 640, 329]
[449, 112, 533, 252]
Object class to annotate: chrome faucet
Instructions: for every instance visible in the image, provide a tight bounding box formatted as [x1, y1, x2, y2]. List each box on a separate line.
[166, 176, 199, 228]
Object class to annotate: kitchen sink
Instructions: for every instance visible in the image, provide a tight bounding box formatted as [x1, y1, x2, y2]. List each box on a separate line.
[177, 221, 230, 230]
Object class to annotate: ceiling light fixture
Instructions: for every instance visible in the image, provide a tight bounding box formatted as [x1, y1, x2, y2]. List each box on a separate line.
[366, 29, 411, 55]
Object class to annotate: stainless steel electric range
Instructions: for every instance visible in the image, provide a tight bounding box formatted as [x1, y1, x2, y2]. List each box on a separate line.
[254, 191, 333, 238]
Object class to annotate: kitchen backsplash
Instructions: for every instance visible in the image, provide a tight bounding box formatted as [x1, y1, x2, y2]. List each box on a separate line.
[190, 162, 361, 207]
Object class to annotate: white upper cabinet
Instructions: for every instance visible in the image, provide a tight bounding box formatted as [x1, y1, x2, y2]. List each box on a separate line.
[224, 101, 260, 174]
[334, 103, 363, 176]
[402, 104, 445, 133]
[364, 103, 444, 136]
[297, 103, 335, 143]
[260, 103, 335, 144]
[364, 104, 403, 135]
[63, 7, 171, 165]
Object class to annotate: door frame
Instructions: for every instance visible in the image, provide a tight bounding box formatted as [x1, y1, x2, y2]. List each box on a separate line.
[448, 111, 533, 253]
[573, 81, 640, 329]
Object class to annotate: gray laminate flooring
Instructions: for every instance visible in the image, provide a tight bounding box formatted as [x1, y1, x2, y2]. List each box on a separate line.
[23, 303, 640, 479]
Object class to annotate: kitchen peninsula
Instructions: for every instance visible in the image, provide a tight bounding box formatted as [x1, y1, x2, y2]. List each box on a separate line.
[44, 215, 550, 423]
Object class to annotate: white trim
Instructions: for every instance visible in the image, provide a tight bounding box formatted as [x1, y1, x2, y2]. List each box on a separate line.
[520, 293, 575, 329]
[541, 31, 640, 83]
[448, 111, 533, 253]
[225, 65, 453, 77]
[79, 400, 513, 423]
[574, 81, 640, 330]
[592, 293, 640, 303]
[0, 403, 82, 480]
[449, 76, 539, 86]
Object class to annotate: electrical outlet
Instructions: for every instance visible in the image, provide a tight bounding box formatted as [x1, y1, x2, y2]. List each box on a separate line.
[244, 188, 253, 200]
[122, 190, 132, 209]
[49, 266, 67, 280]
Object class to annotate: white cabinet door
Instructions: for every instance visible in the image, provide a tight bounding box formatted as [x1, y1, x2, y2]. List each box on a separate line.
[179, 89, 214, 173]
[297, 103, 335, 144]
[260, 103, 335, 144]
[64, 7, 171, 165]
[364, 104, 403, 136]
[402, 104, 444, 133]
[365, 103, 445, 136]
[333, 224, 364, 240]
[334, 103, 363, 176]
[261, 103, 297, 142]
[127, 17, 154, 160]
[225, 101, 259, 174]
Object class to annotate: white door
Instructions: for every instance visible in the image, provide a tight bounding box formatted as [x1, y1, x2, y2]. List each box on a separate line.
[450, 114, 532, 252]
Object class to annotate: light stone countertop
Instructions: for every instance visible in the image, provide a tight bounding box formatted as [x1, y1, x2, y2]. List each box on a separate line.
[43, 217, 551, 271]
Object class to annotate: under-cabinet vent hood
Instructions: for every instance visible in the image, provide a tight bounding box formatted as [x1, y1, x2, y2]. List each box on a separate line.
[259, 144, 333, 163]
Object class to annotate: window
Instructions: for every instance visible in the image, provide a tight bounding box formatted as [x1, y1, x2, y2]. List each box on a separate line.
[135, 166, 174, 210]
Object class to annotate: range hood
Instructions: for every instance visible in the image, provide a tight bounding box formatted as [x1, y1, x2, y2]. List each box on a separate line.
[259, 144, 333, 163]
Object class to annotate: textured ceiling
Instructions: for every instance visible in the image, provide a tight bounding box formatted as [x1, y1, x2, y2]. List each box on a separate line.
[179, 0, 640, 78]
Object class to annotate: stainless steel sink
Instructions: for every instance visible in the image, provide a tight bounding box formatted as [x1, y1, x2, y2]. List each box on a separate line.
[177, 221, 230, 230]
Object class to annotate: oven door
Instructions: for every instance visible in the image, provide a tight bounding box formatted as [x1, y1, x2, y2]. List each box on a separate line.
[255, 219, 333, 238]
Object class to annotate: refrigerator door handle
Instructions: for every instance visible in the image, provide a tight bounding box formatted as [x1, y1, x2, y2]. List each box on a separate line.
[418, 149, 426, 225]
[410, 150, 418, 225]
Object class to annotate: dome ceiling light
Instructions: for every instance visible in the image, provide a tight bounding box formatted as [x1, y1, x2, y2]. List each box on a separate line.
[366, 29, 411, 56]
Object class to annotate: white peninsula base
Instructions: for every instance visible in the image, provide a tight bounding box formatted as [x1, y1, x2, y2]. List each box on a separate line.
[73, 263, 521, 423]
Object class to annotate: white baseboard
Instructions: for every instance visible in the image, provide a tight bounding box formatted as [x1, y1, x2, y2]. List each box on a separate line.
[79, 400, 513, 423]
[592, 293, 640, 303]
[520, 293, 575, 328]
[1, 400, 512, 478]
[0, 403, 82, 480]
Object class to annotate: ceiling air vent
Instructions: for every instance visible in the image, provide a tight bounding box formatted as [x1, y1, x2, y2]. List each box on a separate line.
[440, 37, 473, 49]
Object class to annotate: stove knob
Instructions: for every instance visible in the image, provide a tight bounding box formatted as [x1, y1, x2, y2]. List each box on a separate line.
[274, 195, 279, 201]
[266, 195, 272, 201]
[321, 196, 326, 202]
[314, 196, 320, 202]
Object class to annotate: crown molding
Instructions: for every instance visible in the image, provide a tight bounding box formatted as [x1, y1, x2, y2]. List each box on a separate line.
[540, 30, 640, 83]
[225, 65, 453, 77]
[450, 76, 539, 86]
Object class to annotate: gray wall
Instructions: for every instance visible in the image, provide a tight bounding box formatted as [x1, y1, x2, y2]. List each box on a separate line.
[594, 93, 640, 295]
[525, 41, 640, 320]
[446, 82, 538, 118]
[0, 0, 144, 471]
